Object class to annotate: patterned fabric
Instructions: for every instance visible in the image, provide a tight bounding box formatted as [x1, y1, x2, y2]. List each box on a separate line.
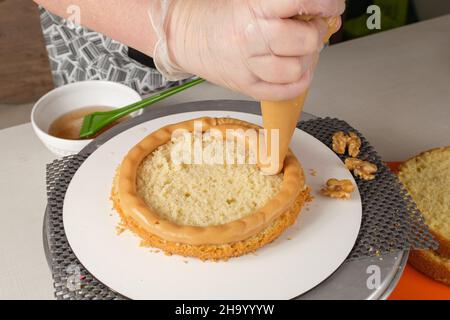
[39, 7, 183, 95]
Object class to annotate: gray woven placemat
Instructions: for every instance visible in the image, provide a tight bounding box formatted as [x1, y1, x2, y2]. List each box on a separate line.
[45, 117, 437, 299]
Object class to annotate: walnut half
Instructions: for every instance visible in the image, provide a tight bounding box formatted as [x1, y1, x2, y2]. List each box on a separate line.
[345, 157, 377, 180]
[332, 131, 348, 154]
[347, 132, 361, 157]
[321, 178, 355, 199]
[332, 131, 361, 157]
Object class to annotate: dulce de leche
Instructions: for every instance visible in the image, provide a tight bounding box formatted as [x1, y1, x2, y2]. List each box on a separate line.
[260, 16, 339, 175]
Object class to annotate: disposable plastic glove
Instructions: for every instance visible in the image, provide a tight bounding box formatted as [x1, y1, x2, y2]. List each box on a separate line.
[148, 0, 344, 101]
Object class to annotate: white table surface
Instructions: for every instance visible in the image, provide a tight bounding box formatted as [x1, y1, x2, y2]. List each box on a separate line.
[0, 15, 449, 300]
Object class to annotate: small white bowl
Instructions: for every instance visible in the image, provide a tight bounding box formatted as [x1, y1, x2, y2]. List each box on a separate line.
[31, 81, 142, 157]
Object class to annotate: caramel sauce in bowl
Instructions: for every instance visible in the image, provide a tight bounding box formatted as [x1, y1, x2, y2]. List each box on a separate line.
[31, 81, 142, 157]
[48, 106, 129, 140]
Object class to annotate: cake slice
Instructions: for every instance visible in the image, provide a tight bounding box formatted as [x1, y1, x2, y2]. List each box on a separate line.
[409, 250, 450, 285]
[398, 147, 450, 284]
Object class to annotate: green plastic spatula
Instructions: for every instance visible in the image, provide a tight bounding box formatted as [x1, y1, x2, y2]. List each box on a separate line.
[79, 78, 205, 139]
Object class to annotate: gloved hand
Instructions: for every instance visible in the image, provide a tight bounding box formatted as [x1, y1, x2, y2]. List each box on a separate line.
[148, 0, 344, 101]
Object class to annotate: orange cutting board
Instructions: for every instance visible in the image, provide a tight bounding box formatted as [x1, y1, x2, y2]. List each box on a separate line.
[386, 162, 450, 300]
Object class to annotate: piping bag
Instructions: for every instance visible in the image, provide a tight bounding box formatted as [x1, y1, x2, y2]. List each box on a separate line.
[260, 16, 339, 175]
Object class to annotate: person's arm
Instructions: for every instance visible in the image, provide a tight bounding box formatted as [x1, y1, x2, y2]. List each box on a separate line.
[34, 0, 345, 101]
[34, 0, 157, 57]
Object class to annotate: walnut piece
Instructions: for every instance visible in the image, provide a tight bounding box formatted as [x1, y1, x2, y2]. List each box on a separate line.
[321, 178, 355, 199]
[347, 132, 361, 157]
[332, 131, 361, 157]
[344, 157, 362, 170]
[332, 131, 348, 154]
[345, 157, 377, 180]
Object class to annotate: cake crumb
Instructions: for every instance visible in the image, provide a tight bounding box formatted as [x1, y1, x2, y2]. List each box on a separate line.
[115, 224, 126, 235]
[306, 190, 314, 203]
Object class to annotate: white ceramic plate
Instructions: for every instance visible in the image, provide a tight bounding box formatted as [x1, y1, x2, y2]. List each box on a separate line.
[63, 111, 362, 300]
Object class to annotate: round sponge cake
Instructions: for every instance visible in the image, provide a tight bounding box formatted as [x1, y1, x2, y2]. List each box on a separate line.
[112, 117, 309, 261]
[136, 129, 284, 227]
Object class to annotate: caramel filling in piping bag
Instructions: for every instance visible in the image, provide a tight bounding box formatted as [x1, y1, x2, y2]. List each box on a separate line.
[259, 16, 339, 175]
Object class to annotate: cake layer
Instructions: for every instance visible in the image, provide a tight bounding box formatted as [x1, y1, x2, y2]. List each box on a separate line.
[136, 130, 283, 227]
[114, 117, 306, 246]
